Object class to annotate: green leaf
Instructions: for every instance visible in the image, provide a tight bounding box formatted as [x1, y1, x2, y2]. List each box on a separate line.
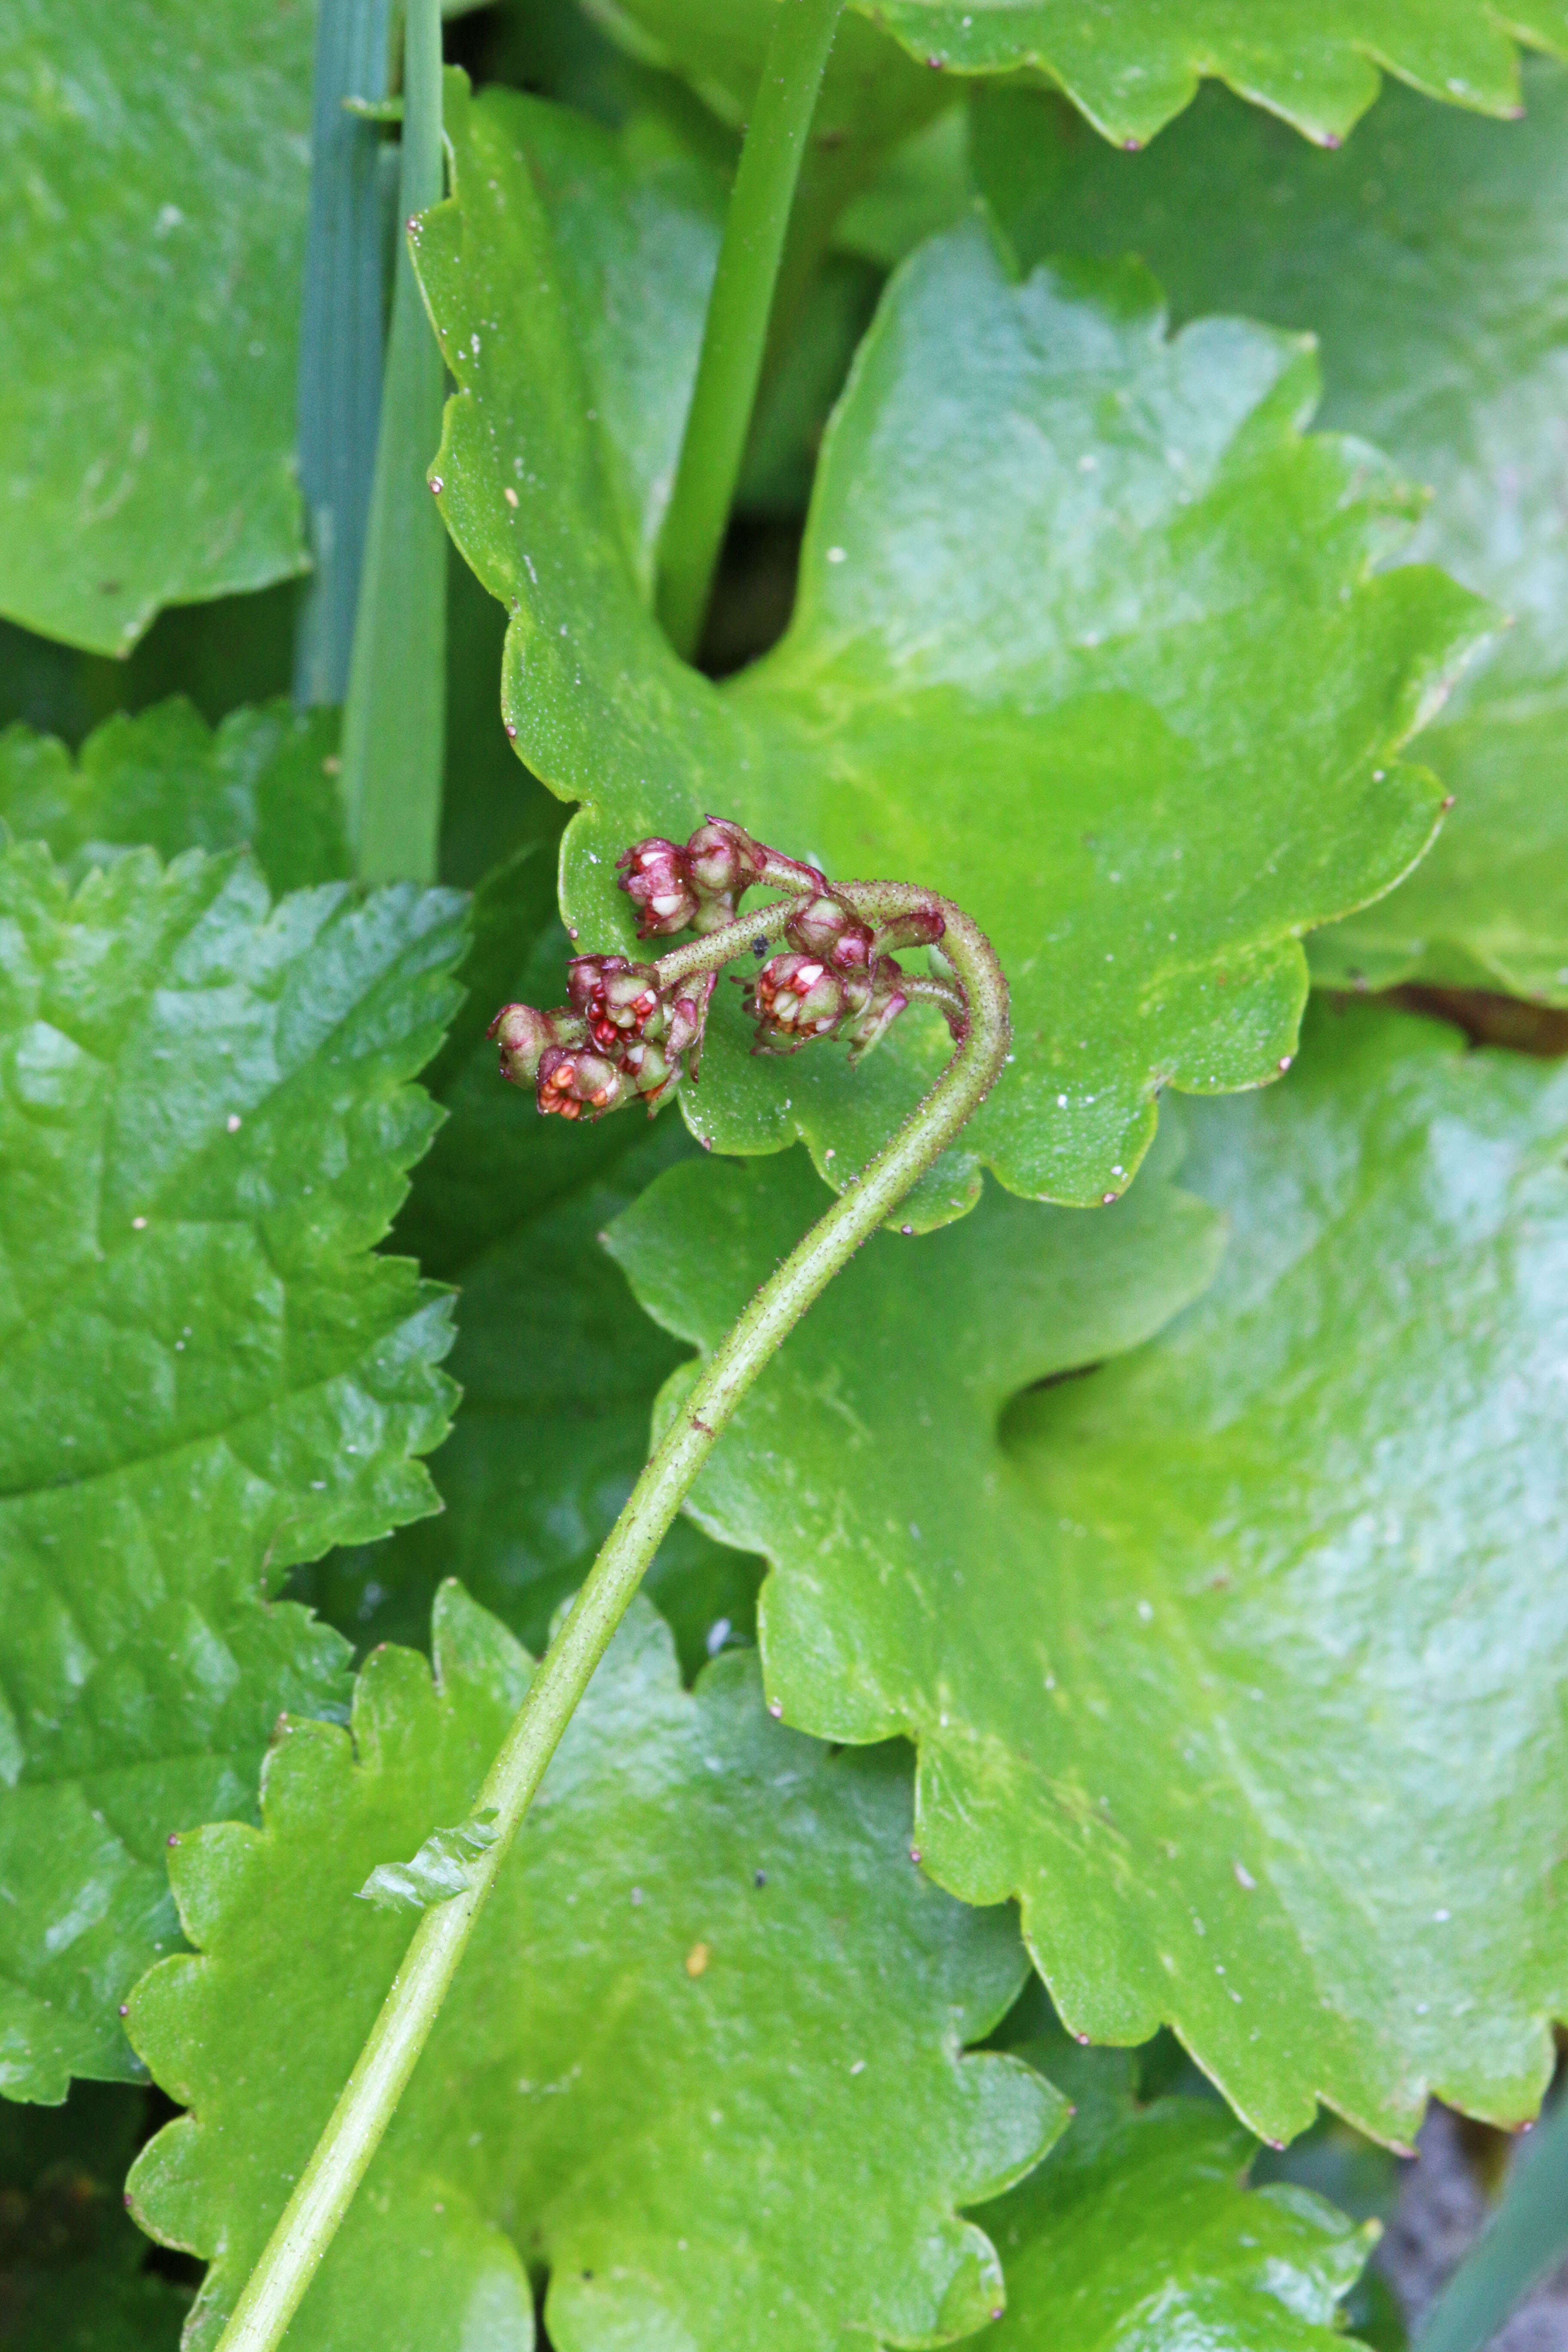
[978, 2036, 1375, 2352]
[127, 1586, 1060, 2352]
[869, 0, 1568, 147]
[0, 698, 349, 897]
[609, 1004, 1568, 2145]
[0, 843, 465, 2100]
[576, 0, 1568, 151]
[0, 0, 312, 655]
[833, 103, 974, 268]
[579, 0, 949, 159]
[0, 2082, 189, 2348]
[418, 78, 1490, 1225]
[973, 62, 1568, 1006]
[298, 845, 764, 1680]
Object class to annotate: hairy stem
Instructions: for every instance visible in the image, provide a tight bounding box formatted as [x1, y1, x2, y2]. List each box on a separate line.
[340, 0, 447, 882]
[211, 880, 1008, 2352]
[655, 0, 845, 661]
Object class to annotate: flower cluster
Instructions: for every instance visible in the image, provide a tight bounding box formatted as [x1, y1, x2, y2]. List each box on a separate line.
[744, 892, 885, 1058]
[490, 824, 949, 1122]
[618, 818, 779, 938]
[489, 953, 710, 1121]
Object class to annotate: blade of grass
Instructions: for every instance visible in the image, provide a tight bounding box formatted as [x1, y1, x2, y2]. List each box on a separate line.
[655, 0, 844, 662]
[340, 0, 447, 882]
[1419, 2093, 1568, 2352]
[293, 0, 393, 710]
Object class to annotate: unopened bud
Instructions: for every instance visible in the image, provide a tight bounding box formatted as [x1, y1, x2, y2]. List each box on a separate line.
[687, 819, 766, 902]
[567, 955, 664, 1047]
[623, 1036, 680, 1112]
[786, 892, 876, 972]
[749, 952, 850, 1050]
[684, 820, 769, 935]
[536, 1044, 636, 1121]
[488, 1001, 583, 1085]
[845, 956, 910, 1063]
[617, 838, 699, 937]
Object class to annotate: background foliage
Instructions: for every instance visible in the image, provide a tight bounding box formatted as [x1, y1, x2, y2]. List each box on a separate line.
[2, 0, 1566, 2346]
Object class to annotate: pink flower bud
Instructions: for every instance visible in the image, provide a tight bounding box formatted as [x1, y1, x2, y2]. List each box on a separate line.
[686, 819, 766, 899]
[567, 956, 664, 1048]
[488, 1001, 583, 1085]
[663, 994, 704, 1057]
[786, 893, 876, 972]
[566, 954, 628, 1013]
[748, 952, 851, 1051]
[536, 1044, 636, 1121]
[623, 1036, 680, 1112]
[617, 839, 700, 937]
[844, 956, 910, 1063]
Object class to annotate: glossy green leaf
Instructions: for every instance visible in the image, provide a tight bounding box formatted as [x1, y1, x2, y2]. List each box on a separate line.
[0, 843, 464, 2100]
[587, 0, 1568, 150]
[0, 2082, 188, 2348]
[127, 1586, 1060, 2352]
[978, 2036, 1375, 2352]
[0, 0, 312, 655]
[973, 62, 1568, 1005]
[611, 1004, 1568, 2144]
[0, 699, 349, 896]
[298, 845, 764, 1679]
[581, 0, 949, 160]
[418, 77, 1489, 1225]
[870, 0, 1568, 146]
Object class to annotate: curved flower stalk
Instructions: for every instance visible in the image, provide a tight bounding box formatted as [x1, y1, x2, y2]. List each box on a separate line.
[211, 821, 1009, 2352]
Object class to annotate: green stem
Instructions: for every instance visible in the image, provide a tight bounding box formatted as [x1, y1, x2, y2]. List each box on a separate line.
[655, 0, 845, 661]
[339, 0, 447, 882]
[211, 879, 1008, 2352]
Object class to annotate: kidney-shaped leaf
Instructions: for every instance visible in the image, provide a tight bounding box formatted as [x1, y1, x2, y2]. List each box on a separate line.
[0, 0, 312, 654]
[871, 0, 1568, 147]
[418, 77, 1489, 1223]
[979, 2038, 1374, 2352]
[579, 0, 1568, 150]
[974, 63, 1568, 1004]
[128, 1586, 1059, 2352]
[0, 844, 463, 2100]
[0, 698, 349, 897]
[611, 1005, 1568, 2146]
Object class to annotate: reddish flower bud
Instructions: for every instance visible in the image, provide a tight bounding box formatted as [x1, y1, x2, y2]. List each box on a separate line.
[845, 956, 910, 1063]
[536, 1044, 636, 1121]
[567, 956, 664, 1048]
[623, 1036, 680, 1112]
[748, 952, 851, 1051]
[488, 1001, 584, 1086]
[566, 954, 628, 1013]
[617, 839, 699, 937]
[786, 892, 876, 973]
[686, 820, 766, 898]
